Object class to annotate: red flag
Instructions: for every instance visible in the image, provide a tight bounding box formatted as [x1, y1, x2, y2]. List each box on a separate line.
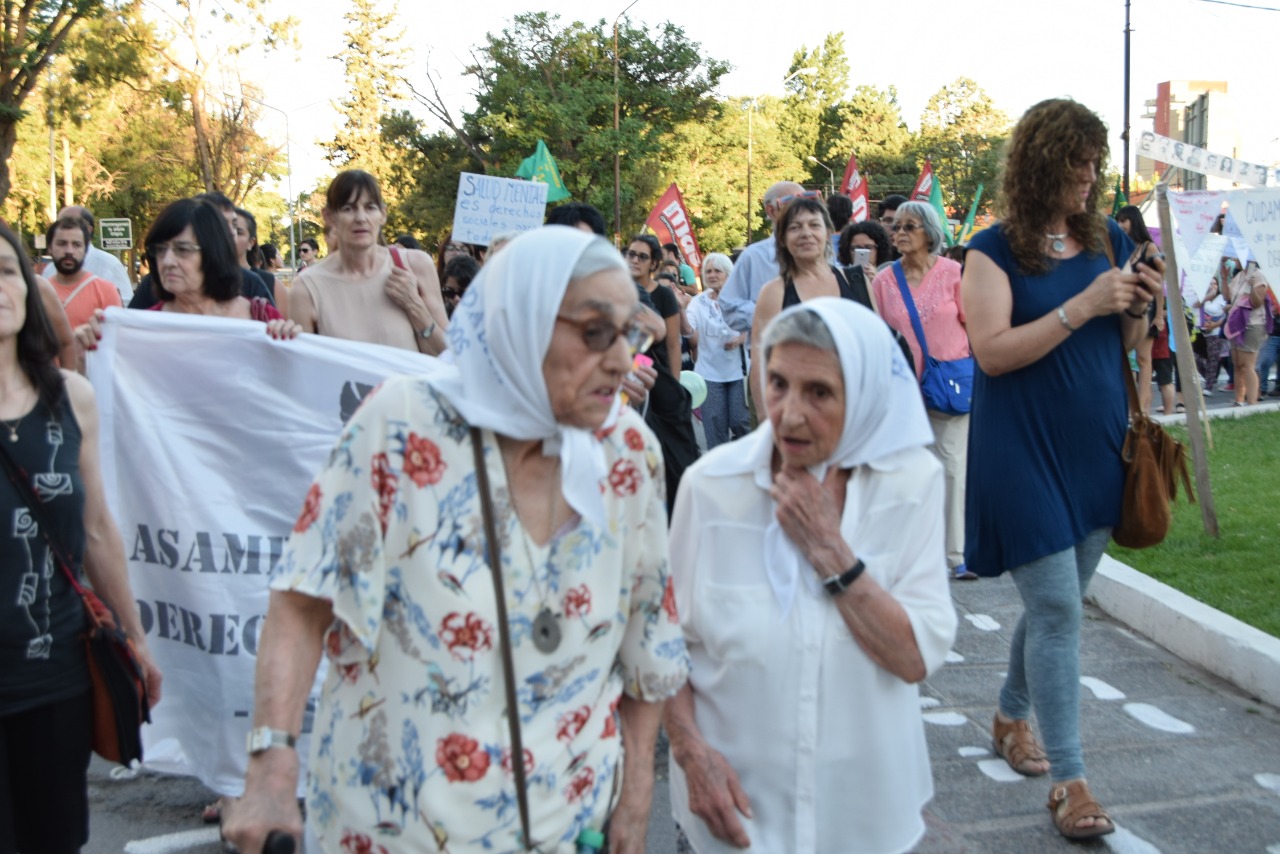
[910, 158, 934, 202]
[839, 153, 870, 223]
[645, 183, 703, 271]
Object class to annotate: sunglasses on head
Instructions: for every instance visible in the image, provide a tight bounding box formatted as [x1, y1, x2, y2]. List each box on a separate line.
[557, 314, 654, 357]
[775, 190, 822, 207]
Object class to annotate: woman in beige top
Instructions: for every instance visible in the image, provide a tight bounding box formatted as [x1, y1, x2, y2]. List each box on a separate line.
[290, 170, 449, 355]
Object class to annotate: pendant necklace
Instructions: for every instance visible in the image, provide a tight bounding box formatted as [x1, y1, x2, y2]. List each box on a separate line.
[1046, 232, 1068, 253]
[510, 467, 562, 654]
[1, 387, 34, 442]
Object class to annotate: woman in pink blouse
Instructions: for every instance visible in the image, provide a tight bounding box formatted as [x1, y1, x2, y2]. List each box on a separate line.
[872, 201, 974, 580]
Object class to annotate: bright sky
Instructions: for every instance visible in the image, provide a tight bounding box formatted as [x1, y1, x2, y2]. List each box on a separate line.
[242, 0, 1278, 200]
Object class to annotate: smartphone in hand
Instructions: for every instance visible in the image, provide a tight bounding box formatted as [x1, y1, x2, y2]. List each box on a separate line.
[853, 248, 872, 268]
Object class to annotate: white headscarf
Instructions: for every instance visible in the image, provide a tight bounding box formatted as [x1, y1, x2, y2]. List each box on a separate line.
[432, 226, 626, 530]
[700, 297, 934, 613]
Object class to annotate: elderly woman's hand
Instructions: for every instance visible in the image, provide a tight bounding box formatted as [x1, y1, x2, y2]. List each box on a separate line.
[265, 319, 303, 340]
[677, 743, 753, 848]
[771, 466, 854, 576]
[72, 308, 107, 353]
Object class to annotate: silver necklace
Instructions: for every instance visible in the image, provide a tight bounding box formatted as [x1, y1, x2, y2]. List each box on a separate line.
[509, 469, 562, 655]
[1046, 232, 1068, 253]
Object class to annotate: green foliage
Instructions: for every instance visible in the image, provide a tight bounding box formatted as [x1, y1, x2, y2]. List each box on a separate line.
[1109, 413, 1280, 638]
[325, 0, 405, 191]
[914, 77, 1010, 217]
[412, 12, 729, 237]
[823, 85, 916, 199]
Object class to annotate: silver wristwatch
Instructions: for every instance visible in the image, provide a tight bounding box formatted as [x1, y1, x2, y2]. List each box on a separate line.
[246, 727, 297, 756]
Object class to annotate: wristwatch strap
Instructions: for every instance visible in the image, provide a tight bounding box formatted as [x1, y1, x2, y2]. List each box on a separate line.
[822, 559, 866, 597]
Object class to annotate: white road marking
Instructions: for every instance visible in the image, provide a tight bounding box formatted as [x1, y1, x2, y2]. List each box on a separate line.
[123, 828, 222, 854]
[919, 696, 941, 709]
[958, 746, 990, 758]
[922, 711, 969, 726]
[977, 758, 1024, 782]
[945, 650, 965, 663]
[1105, 824, 1164, 853]
[1123, 703, 1195, 734]
[1256, 772, 1280, 794]
[964, 614, 1001, 631]
[1081, 676, 1126, 700]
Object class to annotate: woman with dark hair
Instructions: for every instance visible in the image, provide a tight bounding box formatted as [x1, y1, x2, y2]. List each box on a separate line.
[74, 200, 301, 355]
[1115, 205, 1165, 411]
[0, 218, 161, 853]
[962, 99, 1162, 840]
[838, 219, 893, 279]
[291, 170, 448, 354]
[434, 230, 482, 283]
[627, 232, 699, 511]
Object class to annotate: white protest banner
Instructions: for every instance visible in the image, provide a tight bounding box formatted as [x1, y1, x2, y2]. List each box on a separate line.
[1168, 190, 1226, 259]
[1226, 188, 1280, 285]
[1182, 233, 1229, 303]
[451, 172, 549, 246]
[1222, 209, 1254, 264]
[1136, 130, 1277, 188]
[89, 309, 443, 796]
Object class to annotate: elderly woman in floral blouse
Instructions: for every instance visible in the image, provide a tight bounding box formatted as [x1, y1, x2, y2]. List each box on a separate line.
[225, 227, 689, 854]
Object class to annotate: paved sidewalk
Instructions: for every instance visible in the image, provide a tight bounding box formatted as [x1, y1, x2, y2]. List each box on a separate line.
[908, 573, 1280, 854]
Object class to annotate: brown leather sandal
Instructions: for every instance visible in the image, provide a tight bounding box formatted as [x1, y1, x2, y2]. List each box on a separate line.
[1047, 779, 1115, 840]
[992, 714, 1049, 776]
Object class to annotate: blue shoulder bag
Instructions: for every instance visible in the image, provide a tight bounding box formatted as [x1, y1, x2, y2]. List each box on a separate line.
[891, 260, 973, 415]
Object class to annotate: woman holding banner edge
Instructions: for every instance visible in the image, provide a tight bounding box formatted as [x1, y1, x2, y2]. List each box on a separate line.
[962, 99, 1163, 841]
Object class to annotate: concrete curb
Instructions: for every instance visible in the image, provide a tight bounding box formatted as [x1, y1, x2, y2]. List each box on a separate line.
[1087, 554, 1280, 708]
[1152, 397, 1280, 425]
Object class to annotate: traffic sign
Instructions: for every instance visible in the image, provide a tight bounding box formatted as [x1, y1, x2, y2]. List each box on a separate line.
[99, 218, 133, 251]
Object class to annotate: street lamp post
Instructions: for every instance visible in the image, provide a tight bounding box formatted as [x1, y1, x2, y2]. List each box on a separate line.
[746, 68, 816, 246]
[241, 94, 295, 271]
[613, 0, 640, 247]
[808, 156, 835, 197]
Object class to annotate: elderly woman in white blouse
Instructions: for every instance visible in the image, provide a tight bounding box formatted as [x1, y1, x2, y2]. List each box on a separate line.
[664, 298, 957, 854]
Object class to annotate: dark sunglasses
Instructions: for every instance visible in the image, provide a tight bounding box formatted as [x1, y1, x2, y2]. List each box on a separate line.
[556, 314, 654, 356]
[891, 222, 921, 234]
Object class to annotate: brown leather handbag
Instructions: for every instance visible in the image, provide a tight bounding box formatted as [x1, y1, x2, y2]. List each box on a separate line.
[1112, 353, 1195, 549]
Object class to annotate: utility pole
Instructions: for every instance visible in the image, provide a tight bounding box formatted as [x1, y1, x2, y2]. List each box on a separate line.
[1123, 0, 1132, 198]
[613, 0, 639, 247]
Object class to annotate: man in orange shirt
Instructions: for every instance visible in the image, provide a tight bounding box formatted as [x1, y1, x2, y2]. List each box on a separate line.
[46, 216, 121, 367]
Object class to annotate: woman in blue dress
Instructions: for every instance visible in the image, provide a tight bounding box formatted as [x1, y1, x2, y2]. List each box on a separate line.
[961, 99, 1163, 841]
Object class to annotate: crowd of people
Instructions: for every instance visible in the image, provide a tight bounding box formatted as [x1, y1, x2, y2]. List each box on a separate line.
[2, 96, 1231, 854]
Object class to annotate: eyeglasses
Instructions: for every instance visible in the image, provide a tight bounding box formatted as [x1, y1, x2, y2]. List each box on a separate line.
[891, 222, 921, 234]
[149, 241, 201, 260]
[775, 190, 822, 207]
[441, 288, 461, 301]
[556, 314, 654, 356]
[298, 247, 314, 254]
[625, 250, 651, 261]
[879, 214, 897, 225]
[443, 243, 465, 255]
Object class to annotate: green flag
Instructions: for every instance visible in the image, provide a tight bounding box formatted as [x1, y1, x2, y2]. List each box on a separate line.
[957, 183, 984, 244]
[515, 139, 570, 203]
[929, 174, 954, 247]
[1111, 177, 1127, 217]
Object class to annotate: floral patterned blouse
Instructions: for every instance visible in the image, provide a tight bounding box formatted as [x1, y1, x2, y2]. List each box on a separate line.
[272, 376, 688, 853]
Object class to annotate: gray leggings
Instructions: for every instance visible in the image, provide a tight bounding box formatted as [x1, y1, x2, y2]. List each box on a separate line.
[998, 527, 1111, 782]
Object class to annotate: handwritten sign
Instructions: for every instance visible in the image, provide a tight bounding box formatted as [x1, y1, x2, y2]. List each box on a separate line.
[451, 173, 549, 247]
[1226, 189, 1280, 285]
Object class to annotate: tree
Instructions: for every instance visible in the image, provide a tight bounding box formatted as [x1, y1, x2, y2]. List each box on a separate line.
[821, 85, 916, 199]
[147, 0, 295, 194]
[0, 0, 117, 205]
[780, 33, 849, 188]
[414, 12, 729, 235]
[914, 77, 1010, 216]
[325, 0, 406, 192]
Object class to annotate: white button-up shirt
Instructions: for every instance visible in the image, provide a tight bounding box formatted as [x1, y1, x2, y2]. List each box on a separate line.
[668, 431, 957, 854]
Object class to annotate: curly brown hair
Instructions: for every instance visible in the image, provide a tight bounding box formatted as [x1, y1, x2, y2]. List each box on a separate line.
[997, 99, 1109, 275]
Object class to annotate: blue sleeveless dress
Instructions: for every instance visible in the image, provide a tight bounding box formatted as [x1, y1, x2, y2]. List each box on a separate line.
[965, 221, 1134, 576]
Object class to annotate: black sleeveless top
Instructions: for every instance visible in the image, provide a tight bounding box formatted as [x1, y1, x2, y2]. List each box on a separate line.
[781, 265, 915, 368]
[781, 265, 872, 309]
[0, 395, 89, 715]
